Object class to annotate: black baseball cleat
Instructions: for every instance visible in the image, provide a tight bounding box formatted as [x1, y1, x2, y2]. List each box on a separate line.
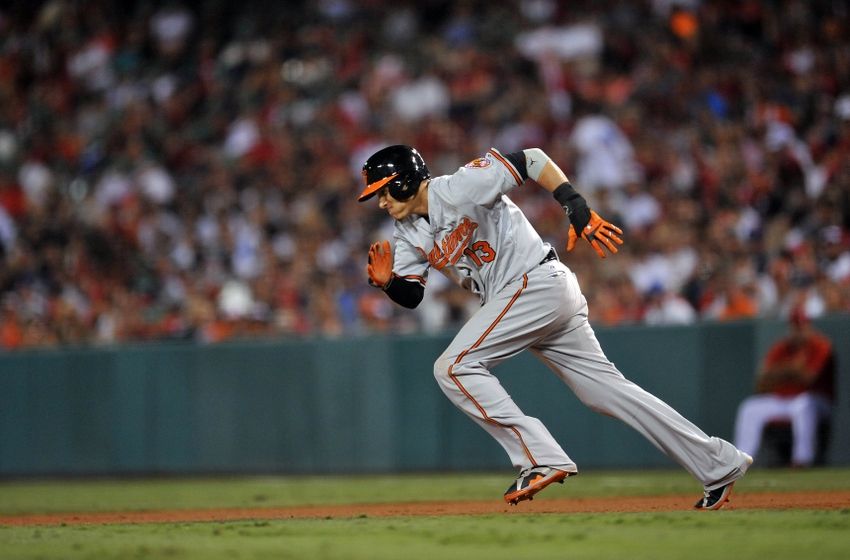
[694, 452, 753, 511]
[694, 482, 736, 510]
[504, 466, 573, 505]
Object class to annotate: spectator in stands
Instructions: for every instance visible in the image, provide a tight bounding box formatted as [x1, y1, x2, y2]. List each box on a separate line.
[0, 1, 848, 348]
[733, 307, 836, 467]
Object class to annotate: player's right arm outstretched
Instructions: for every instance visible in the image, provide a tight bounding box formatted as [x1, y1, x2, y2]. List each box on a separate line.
[522, 148, 623, 259]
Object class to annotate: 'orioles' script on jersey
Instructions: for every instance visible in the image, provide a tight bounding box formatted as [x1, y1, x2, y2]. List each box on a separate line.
[390, 148, 552, 303]
[429, 216, 478, 270]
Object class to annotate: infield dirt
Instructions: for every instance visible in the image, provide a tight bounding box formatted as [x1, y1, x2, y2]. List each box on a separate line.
[3, 490, 849, 526]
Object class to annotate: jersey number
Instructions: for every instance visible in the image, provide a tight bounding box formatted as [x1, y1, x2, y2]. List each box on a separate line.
[464, 241, 496, 267]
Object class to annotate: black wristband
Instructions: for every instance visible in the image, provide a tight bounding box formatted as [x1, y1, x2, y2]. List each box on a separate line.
[552, 181, 579, 206]
[553, 182, 591, 232]
[383, 274, 425, 309]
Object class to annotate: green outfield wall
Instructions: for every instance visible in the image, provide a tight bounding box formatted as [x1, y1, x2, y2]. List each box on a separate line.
[1, 318, 847, 476]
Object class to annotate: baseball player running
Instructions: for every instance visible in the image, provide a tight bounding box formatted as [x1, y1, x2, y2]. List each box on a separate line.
[358, 145, 752, 510]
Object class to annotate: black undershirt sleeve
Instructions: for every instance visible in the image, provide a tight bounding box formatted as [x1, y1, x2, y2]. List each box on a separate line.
[383, 275, 425, 309]
[502, 151, 529, 181]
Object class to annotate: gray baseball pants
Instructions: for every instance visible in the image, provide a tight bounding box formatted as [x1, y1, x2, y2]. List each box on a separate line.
[433, 259, 751, 490]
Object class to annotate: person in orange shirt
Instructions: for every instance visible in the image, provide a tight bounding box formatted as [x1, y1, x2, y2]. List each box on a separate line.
[718, 284, 758, 320]
[733, 308, 836, 466]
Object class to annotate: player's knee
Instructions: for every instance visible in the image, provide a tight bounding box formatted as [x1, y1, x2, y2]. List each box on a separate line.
[433, 355, 453, 386]
[571, 386, 607, 414]
[572, 380, 616, 413]
[582, 398, 611, 415]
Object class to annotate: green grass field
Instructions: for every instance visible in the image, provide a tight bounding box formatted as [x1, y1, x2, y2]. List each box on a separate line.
[2, 468, 849, 560]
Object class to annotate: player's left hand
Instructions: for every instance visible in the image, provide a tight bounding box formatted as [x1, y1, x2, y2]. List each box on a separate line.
[367, 240, 393, 288]
[566, 210, 623, 259]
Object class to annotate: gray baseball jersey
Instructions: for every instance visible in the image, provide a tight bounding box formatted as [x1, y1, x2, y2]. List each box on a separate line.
[390, 148, 751, 492]
[391, 149, 550, 303]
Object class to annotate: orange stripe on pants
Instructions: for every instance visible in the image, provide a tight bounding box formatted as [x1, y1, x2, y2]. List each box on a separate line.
[447, 275, 537, 465]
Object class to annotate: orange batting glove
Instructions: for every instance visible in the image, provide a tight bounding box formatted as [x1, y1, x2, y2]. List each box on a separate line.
[367, 240, 394, 288]
[566, 210, 624, 259]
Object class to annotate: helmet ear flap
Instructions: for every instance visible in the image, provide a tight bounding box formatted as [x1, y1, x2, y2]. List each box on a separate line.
[358, 145, 430, 202]
[388, 172, 419, 201]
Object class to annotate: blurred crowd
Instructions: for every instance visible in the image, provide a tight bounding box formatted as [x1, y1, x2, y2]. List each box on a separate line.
[1, 0, 849, 350]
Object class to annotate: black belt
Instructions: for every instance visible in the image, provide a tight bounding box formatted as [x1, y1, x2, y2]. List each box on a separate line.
[539, 248, 558, 265]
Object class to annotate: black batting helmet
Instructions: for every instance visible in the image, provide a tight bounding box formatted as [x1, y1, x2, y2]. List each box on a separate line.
[358, 145, 430, 202]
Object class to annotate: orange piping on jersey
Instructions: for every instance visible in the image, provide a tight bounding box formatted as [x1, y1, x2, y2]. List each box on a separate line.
[489, 149, 522, 186]
[358, 172, 399, 201]
[447, 274, 536, 466]
[399, 274, 427, 286]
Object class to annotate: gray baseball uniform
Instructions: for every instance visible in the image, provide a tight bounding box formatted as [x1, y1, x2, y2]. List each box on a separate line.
[390, 149, 750, 491]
